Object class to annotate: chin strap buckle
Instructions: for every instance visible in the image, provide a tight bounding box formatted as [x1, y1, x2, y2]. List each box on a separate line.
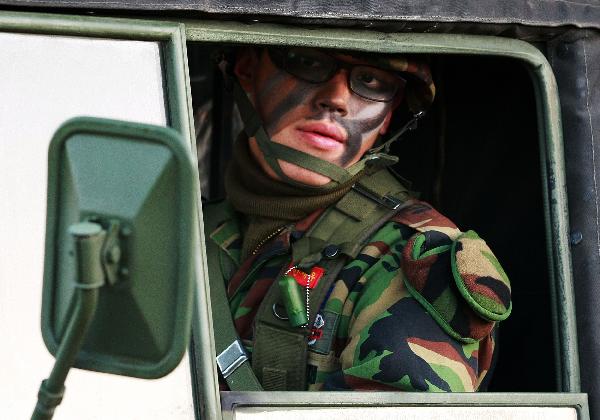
[368, 111, 426, 155]
[364, 153, 399, 174]
[352, 183, 405, 210]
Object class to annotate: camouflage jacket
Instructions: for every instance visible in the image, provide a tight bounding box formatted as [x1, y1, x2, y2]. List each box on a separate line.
[207, 199, 511, 392]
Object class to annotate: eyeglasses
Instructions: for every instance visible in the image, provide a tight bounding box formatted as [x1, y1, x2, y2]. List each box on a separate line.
[268, 48, 406, 102]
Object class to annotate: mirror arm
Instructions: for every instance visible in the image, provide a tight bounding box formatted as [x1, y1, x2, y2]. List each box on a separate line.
[32, 222, 106, 420]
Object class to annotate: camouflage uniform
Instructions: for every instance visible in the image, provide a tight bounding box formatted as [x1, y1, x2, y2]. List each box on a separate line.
[207, 193, 511, 392]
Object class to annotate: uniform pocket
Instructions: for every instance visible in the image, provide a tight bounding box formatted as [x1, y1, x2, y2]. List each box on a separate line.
[451, 230, 511, 321]
[401, 230, 511, 342]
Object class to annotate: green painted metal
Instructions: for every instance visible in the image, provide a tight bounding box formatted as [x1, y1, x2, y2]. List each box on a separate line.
[43, 116, 196, 378]
[183, 20, 579, 394]
[528, 54, 575, 393]
[0, 11, 179, 39]
[33, 223, 106, 420]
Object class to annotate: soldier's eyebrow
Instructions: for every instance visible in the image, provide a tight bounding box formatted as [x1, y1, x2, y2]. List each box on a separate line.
[330, 51, 382, 67]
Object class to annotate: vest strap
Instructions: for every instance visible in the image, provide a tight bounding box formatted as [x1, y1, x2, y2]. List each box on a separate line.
[203, 200, 263, 391]
[251, 268, 310, 390]
[216, 339, 249, 379]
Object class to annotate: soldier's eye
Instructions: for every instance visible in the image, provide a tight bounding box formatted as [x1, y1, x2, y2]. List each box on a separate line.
[351, 66, 405, 101]
[353, 68, 390, 90]
[292, 53, 328, 72]
[356, 72, 379, 87]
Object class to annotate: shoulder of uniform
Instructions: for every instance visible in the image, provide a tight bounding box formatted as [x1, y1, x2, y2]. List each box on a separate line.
[391, 199, 461, 239]
[398, 207, 512, 343]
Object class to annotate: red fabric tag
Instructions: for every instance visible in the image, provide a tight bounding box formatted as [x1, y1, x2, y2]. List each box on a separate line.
[309, 328, 323, 342]
[289, 266, 325, 289]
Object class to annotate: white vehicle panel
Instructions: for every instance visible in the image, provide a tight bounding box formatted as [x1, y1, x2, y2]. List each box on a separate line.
[0, 32, 194, 420]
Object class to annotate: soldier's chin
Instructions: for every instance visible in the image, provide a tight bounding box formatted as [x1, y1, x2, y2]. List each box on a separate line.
[277, 160, 332, 186]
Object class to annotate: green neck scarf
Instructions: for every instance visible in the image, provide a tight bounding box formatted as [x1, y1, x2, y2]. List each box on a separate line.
[225, 138, 361, 260]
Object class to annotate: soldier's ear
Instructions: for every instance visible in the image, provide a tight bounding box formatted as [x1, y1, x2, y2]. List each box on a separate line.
[234, 48, 260, 94]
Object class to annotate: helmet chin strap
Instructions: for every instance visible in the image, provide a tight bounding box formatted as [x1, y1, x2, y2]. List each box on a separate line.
[232, 80, 424, 189]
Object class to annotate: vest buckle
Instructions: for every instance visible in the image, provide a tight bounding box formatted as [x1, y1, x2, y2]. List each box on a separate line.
[216, 339, 248, 378]
[352, 183, 404, 210]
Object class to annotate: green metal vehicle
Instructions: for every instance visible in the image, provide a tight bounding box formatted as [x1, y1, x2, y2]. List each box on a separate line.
[1, 1, 599, 419]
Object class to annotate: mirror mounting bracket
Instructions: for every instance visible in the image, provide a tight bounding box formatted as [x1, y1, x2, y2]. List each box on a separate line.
[100, 219, 124, 286]
[32, 221, 106, 420]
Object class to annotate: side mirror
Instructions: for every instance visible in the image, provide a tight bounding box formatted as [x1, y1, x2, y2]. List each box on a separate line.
[33, 117, 196, 419]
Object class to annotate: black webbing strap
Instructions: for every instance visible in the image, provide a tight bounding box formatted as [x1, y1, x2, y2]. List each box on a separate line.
[203, 201, 263, 391]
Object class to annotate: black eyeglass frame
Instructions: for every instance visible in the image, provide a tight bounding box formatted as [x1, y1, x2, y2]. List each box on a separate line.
[267, 47, 406, 103]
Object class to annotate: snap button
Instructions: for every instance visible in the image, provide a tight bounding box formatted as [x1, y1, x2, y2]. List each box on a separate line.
[290, 230, 303, 242]
[322, 244, 340, 259]
[272, 303, 289, 320]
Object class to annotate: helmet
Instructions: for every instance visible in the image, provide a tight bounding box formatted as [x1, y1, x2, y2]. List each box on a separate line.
[365, 54, 435, 113]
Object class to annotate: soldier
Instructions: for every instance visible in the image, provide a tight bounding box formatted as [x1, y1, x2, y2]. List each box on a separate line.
[203, 47, 512, 392]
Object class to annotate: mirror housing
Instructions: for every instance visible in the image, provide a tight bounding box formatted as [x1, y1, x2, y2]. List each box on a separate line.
[41, 117, 196, 379]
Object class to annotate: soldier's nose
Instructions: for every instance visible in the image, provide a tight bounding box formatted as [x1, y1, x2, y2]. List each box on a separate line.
[314, 70, 350, 116]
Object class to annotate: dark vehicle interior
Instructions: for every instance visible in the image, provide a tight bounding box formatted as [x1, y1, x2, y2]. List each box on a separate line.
[188, 43, 552, 392]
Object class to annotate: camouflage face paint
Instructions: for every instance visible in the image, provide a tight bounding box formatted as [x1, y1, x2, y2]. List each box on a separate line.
[310, 106, 391, 166]
[262, 77, 314, 136]
[256, 69, 288, 113]
[256, 66, 393, 167]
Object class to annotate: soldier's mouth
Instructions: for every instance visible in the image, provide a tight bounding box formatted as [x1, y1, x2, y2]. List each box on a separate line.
[297, 122, 346, 151]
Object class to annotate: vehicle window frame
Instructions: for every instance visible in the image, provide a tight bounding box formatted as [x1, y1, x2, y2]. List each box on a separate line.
[222, 391, 589, 420]
[0, 10, 580, 420]
[0, 10, 211, 420]
[184, 20, 579, 419]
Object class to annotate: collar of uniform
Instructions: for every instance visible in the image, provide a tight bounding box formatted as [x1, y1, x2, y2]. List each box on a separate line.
[225, 223, 293, 299]
[252, 225, 293, 265]
[209, 204, 330, 300]
[209, 213, 243, 267]
[249, 208, 326, 264]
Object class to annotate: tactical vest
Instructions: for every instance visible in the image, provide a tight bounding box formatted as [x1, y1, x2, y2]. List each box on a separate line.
[204, 167, 511, 391]
[204, 167, 411, 390]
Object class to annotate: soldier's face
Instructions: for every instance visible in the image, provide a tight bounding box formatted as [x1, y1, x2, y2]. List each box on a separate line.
[235, 48, 398, 186]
